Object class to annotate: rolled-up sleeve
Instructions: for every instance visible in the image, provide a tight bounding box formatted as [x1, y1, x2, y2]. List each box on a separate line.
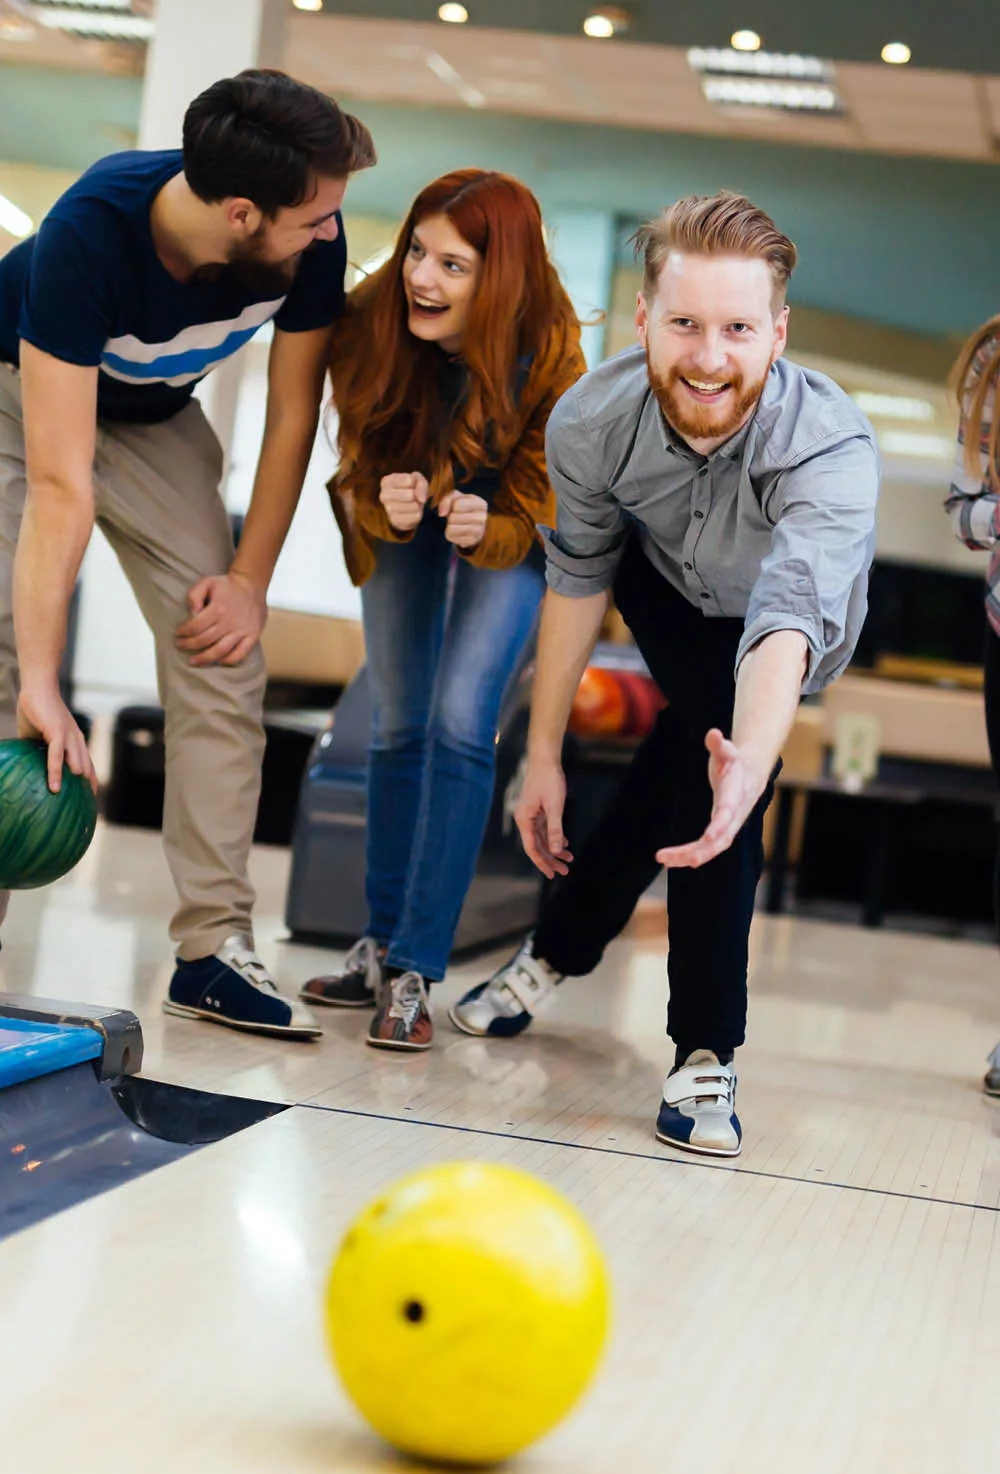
[737, 432, 879, 693]
[541, 391, 627, 597]
[945, 468, 1000, 549]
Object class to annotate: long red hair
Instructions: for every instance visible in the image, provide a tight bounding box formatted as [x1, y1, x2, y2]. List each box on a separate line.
[328, 169, 580, 500]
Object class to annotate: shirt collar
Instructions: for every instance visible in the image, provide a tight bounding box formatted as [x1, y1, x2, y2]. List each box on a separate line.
[656, 399, 758, 464]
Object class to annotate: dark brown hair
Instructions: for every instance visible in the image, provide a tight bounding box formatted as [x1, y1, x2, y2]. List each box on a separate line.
[183, 68, 375, 216]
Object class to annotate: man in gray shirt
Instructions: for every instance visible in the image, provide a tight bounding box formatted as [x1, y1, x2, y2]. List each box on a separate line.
[450, 190, 879, 1158]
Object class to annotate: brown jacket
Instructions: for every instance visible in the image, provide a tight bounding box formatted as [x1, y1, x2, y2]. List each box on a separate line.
[328, 318, 587, 587]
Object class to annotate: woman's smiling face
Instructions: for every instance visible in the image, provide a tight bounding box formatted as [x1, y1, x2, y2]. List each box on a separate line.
[401, 212, 484, 354]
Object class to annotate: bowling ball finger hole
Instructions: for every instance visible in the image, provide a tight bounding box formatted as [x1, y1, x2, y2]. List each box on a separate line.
[402, 1299, 426, 1325]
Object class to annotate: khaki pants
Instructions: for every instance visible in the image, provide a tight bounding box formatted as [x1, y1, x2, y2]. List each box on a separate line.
[0, 363, 266, 960]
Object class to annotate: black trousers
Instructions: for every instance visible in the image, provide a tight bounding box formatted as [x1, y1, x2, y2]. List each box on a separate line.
[534, 536, 776, 1054]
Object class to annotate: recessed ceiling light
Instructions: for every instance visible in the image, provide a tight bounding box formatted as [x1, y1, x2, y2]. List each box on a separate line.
[438, 2, 469, 20]
[702, 77, 840, 112]
[879, 429, 952, 460]
[689, 47, 833, 80]
[851, 392, 934, 422]
[292, 0, 323, 11]
[731, 29, 761, 52]
[0, 193, 34, 240]
[31, 7, 154, 39]
[583, 6, 629, 38]
[689, 44, 842, 111]
[881, 41, 911, 65]
[32, 0, 132, 9]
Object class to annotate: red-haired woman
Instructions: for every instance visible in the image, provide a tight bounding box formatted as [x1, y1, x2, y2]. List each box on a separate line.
[300, 169, 585, 1050]
[947, 316, 1000, 1095]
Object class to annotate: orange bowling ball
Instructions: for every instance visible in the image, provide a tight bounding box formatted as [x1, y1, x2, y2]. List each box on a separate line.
[616, 671, 667, 739]
[568, 667, 628, 737]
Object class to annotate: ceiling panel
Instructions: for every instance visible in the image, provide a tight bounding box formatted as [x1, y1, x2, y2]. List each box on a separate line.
[316, 0, 1000, 78]
[285, 14, 1000, 165]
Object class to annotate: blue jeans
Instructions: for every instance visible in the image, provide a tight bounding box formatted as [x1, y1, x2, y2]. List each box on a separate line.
[361, 511, 545, 980]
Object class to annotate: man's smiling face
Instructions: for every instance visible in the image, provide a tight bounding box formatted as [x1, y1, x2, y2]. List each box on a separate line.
[637, 250, 788, 454]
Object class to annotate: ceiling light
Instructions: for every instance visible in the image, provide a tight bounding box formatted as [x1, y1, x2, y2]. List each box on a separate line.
[0, 194, 34, 239]
[30, 8, 154, 39]
[583, 6, 629, 39]
[702, 77, 840, 111]
[851, 391, 934, 422]
[731, 29, 761, 52]
[690, 45, 842, 113]
[879, 430, 952, 460]
[31, 0, 132, 8]
[438, 2, 469, 20]
[292, 0, 323, 11]
[881, 41, 911, 65]
[689, 47, 833, 80]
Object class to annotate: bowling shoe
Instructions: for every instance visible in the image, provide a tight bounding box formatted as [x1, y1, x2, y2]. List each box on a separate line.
[299, 936, 386, 1009]
[655, 1050, 742, 1157]
[449, 935, 562, 1038]
[368, 970, 433, 1052]
[165, 933, 321, 1038]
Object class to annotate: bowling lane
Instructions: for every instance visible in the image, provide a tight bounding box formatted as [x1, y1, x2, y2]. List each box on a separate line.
[1, 1104, 999, 1474]
[6, 823, 1000, 1210]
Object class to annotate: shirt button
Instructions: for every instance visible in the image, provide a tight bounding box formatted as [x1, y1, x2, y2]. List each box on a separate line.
[700, 592, 710, 600]
[684, 561, 693, 571]
[693, 510, 704, 520]
[698, 467, 708, 477]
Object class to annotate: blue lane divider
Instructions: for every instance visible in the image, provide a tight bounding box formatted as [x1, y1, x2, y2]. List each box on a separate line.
[0, 1018, 103, 1090]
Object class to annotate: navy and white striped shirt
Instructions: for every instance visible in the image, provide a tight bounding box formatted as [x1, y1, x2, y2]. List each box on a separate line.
[0, 150, 345, 423]
[945, 333, 1000, 635]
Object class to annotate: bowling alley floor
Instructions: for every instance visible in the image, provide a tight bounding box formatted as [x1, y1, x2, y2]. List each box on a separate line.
[3, 820, 1000, 1473]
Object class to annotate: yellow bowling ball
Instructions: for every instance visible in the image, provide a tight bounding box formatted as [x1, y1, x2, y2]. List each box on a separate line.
[324, 1160, 611, 1466]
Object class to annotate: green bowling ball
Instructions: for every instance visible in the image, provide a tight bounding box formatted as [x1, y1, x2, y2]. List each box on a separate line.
[0, 739, 97, 890]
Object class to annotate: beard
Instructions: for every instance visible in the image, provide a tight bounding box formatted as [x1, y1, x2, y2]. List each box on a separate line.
[188, 231, 303, 296]
[646, 345, 770, 444]
[226, 236, 302, 296]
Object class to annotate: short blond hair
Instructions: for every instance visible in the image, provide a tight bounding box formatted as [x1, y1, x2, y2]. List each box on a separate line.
[632, 190, 797, 310]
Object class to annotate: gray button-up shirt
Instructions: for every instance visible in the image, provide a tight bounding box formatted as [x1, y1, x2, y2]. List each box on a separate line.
[542, 344, 880, 695]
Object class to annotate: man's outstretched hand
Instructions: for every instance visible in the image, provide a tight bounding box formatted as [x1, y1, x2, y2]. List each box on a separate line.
[655, 728, 767, 870]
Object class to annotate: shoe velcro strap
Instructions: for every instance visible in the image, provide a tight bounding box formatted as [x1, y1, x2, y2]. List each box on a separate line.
[663, 1064, 733, 1107]
[501, 956, 556, 1016]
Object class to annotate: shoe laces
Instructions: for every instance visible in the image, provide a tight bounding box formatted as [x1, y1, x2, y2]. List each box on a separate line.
[344, 935, 380, 976]
[388, 971, 427, 1026]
